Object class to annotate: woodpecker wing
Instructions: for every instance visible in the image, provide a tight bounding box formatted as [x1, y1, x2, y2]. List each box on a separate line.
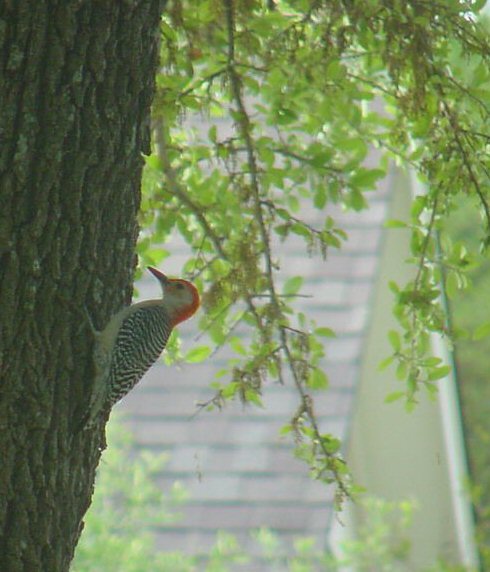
[107, 304, 173, 406]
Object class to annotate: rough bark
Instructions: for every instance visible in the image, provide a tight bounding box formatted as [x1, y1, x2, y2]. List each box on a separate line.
[0, 2, 163, 570]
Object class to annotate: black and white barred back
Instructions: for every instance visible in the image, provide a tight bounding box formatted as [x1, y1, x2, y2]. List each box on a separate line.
[108, 304, 172, 405]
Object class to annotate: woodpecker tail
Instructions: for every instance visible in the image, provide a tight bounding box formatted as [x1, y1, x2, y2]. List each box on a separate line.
[76, 337, 112, 432]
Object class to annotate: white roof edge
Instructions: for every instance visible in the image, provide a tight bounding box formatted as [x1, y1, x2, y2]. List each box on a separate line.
[410, 171, 480, 569]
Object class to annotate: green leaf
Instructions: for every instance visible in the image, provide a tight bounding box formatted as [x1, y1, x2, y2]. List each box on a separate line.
[208, 125, 217, 143]
[411, 195, 427, 219]
[428, 365, 450, 381]
[445, 271, 459, 300]
[274, 223, 290, 238]
[347, 189, 367, 211]
[424, 381, 439, 398]
[221, 382, 238, 398]
[257, 144, 275, 168]
[275, 207, 290, 220]
[473, 321, 490, 341]
[421, 357, 442, 367]
[144, 154, 162, 171]
[389, 281, 400, 294]
[396, 361, 407, 381]
[244, 389, 263, 406]
[314, 327, 336, 338]
[146, 247, 169, 265]
[313, 187, 327, 209]
[388, 330, 401, 352]
[184, 346, 212, 363]
[378, 355, 394, 371]
[349, 168, 385, 189]
[288, 195, 300, 212]
[405, 400, 417, 413]
[384, 219, 407, 229]
[275, 107, 298, 125]
[290, 222, 310, 237]
[230, 336, 247, 355]
[385, 391, 405, 403]
[279, 424, 293, 436]
[181, 95, 201, 110]
[325, 59, 345, 80]
[307, 368, 329, 390]
[283, 276, 304, 296]
[321, 435, 341, 454]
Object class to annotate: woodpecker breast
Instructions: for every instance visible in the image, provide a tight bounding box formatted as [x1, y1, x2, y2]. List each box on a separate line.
[107, 303, 172, 405]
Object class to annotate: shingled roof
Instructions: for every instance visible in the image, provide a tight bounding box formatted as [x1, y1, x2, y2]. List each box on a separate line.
[119, 169, 393, 565]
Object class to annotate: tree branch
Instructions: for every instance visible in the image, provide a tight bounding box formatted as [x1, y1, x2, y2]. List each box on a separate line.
[223, 0, 350, 498]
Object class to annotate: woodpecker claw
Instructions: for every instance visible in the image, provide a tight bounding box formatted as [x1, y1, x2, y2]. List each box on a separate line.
[83, 305, 100, 337]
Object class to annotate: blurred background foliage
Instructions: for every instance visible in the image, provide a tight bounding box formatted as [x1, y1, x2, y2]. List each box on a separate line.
[447, 196, 490, 566]
[73, 417, 470, 571]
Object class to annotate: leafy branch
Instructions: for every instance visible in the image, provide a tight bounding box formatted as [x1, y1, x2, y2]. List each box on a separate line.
[222, 0, 351, 498]
[144, 0, 490, 506]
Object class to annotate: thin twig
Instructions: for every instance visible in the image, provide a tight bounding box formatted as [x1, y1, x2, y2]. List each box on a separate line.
[179, 67, 228, 98]
[439, 98, 490, 233]
[405, 188, 441, 394]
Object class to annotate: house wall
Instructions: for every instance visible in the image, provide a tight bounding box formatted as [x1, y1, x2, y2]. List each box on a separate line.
[345, 174, 475, 569]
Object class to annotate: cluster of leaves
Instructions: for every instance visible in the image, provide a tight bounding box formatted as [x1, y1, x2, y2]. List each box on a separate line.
[72, 417, 251, 572]
[375, 6, 490, 406]
[138, 0, 490, 499]
[72, 417, 193, 571]
[248, 498, 417, 571]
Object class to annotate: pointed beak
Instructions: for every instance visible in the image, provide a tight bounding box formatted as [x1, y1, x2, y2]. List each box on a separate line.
[147, 266, 169, 286]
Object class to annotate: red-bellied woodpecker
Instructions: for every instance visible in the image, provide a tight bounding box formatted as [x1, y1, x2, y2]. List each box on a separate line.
[83, 267, 200, 429]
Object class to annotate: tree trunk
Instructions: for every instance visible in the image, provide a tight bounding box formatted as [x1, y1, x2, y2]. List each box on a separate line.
[0, 2, 163, 570]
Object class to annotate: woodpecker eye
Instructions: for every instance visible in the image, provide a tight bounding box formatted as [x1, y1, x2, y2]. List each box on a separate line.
[175, 283, 185, 290]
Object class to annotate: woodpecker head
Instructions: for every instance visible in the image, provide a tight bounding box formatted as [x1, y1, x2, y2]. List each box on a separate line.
[147, 266, 200, 326]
